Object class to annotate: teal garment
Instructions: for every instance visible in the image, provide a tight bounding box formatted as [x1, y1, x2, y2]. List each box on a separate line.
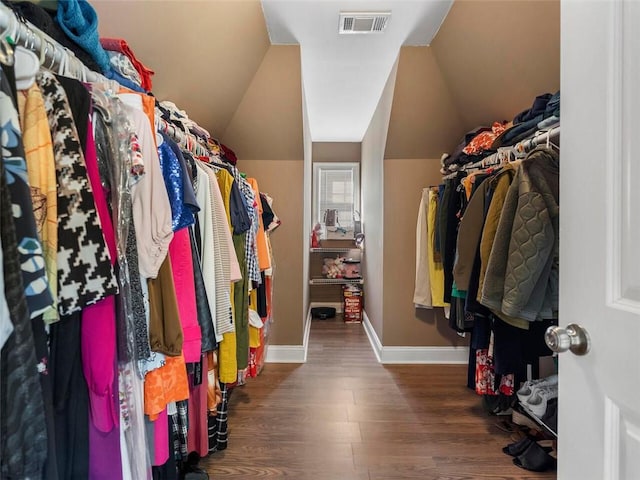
[451, 282, 467, 299]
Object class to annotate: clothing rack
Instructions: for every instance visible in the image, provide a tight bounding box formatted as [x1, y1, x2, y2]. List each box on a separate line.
[442, 125, 560, 179]
[0, 3, 220, 162]
[157, 117, 211, 158]
[0, 3, 108, 83]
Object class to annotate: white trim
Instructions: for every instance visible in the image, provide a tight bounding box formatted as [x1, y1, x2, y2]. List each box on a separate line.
[379, 346, 469, 364]
[265, 306, 313, 364]
[604, 396, 621, 480]
[362, 310, 383, 362]
[302, 306, 312, 362]
[362, 310, 469, 364]
[264, 345, 306, 363]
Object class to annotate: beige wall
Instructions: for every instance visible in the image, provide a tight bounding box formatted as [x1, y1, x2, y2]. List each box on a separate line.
[382, 158, 468, 347]
[361, 58, 399, 340]
[222, 46, 303, 160]
[386, 47, 465, 159]
[312, 143, 362, 163]
[239, 160, 304, 346]
[431, 0, 561, 131]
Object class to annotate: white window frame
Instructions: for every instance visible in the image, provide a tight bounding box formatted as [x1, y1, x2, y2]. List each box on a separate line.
[312, 162, 360, 230]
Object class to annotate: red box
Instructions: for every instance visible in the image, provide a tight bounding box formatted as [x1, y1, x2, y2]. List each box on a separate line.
[343, 285, 363, 323]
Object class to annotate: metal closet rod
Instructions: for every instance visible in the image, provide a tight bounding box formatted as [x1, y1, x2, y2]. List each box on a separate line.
[0, 3, 106, 82]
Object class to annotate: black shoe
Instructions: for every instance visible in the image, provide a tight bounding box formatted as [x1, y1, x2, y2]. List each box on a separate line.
[513, 441, 557, 472]
[503, 437, 534, 456]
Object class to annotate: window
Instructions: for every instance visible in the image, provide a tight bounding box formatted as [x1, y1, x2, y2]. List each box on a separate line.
[313, 162, 360, 230]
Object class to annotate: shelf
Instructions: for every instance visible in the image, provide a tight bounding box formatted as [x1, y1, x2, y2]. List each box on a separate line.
[310, 247, 360, 253]
[309, 277, 364, 285]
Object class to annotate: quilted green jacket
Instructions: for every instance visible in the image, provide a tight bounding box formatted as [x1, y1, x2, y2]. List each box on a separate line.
[480, 147, 559, 325]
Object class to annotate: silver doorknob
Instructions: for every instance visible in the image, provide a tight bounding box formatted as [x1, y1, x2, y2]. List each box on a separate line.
[545, 324, 590, 356]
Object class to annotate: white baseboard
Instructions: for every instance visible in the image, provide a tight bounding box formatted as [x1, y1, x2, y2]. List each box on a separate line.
[264, 306, 313, 364]
[362, 311, 469, 364]
[266, 308, 469, 364]
[264, 345, 306, 363]
[362, 310, 383, 362]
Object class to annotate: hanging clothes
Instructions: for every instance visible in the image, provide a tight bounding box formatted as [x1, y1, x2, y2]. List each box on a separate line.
[17, 82, 59, 323]
[481, 147, 559, 325]
[413, 188, 432, 308]
[118, 93, 173, 280]
[1, 70, 55, 319]
[0, 150, 48, 480]
[247, 177, 271, 271]
[37, 70, 118, 315]
[427, 188, 447, 307]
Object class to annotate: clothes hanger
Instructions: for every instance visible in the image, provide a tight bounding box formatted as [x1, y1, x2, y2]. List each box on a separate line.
[0, 11, 16, 67]
[14, 45, 38, 89]
[90, 84, 113, 124]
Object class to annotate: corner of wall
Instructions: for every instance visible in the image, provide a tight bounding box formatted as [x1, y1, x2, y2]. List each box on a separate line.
[360, 53, 400, 344]
[302, 80, 312, 334]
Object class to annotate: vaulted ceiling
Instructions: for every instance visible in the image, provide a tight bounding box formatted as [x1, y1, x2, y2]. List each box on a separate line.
[92, 0, 560, 160]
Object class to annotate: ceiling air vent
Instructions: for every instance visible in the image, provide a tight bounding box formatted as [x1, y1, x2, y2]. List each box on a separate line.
[339, 11, 391, 34]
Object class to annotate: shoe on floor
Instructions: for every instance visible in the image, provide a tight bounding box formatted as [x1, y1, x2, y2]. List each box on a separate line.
[513, 440, 557, 472]
[503, 437, 534, 456]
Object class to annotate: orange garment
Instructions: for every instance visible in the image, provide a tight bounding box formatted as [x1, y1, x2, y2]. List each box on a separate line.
[247, 178, 271, 271]
[206, 351, 222, 415]
[463, 122, 508, 155]
[144, 353, 190, 420]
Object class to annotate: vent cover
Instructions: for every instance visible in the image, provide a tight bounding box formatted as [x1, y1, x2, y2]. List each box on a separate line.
[339, 11, 391, 34]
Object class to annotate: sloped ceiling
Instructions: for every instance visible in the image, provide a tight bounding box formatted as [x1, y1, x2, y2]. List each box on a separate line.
[262, 0, 453, 142]
[90, 0, 560, 160]
[92, 0, 270, 140]
[221, 45, 303, 160]
[431, 0, 560, 131]
[385, 46, 464, 159]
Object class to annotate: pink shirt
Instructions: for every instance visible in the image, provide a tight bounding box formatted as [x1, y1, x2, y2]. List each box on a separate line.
[168, 228, 202, 363]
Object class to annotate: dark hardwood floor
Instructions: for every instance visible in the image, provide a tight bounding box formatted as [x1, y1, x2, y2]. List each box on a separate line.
[203, 317, 557, 479]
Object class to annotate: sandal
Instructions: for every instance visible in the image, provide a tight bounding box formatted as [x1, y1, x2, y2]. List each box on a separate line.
[513, 441, 557, 472]
[502, 437, 533, 456]
[504, 437, 554, 457]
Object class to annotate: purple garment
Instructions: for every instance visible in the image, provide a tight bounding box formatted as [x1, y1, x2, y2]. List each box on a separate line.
[81, 114, 122, 478]
[88, 364, 123, 480]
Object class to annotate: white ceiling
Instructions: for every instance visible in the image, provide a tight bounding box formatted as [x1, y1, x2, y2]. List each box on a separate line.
[261, 0, 453, 141]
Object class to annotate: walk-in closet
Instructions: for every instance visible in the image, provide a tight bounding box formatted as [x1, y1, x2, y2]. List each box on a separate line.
[1, 0, 637, 479]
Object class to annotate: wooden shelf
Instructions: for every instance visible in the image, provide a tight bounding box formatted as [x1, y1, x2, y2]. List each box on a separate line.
[310, 247, 359, 253]
[309, 277, 364, 285]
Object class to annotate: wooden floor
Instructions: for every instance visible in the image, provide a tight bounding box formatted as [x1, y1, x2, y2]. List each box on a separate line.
[203, 317, 557, 479]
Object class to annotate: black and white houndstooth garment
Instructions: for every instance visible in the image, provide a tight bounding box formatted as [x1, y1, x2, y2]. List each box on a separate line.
[37, 71, 118, 315]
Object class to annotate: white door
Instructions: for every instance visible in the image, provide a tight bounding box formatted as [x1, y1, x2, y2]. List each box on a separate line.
[559, 0, 640, 478]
